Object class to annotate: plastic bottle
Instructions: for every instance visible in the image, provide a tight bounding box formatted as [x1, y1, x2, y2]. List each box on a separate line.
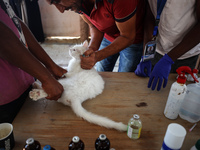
[68, 136, 84, 150]
[23, 138, 41, 150]
[43, 145, 56, 150]
[95, 134, 110, 150]
[164, 66, 198, 119]
[161, 123, 186, 150]
[190, 139, 200, 150]
[127, 114, 142, 139]
[179, 73, 200, 123]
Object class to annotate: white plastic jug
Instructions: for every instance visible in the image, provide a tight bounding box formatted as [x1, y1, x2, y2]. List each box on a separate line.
[179, 78, 200, 123]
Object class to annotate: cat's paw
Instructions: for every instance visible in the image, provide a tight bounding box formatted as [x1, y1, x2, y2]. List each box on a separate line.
[29, 89, 48, 101]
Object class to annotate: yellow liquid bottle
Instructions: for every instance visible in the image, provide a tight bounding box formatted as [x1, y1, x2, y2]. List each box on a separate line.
[127, 114, 142, 139]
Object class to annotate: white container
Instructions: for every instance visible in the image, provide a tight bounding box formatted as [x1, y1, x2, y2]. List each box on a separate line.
[161, 123, 186, 150]
[164, 81, 187, 119]
[179, 79, 200, 123]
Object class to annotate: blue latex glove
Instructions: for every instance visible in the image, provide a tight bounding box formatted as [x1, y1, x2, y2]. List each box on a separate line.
[135, 56, 152, 77]
[148, 54, 174, 91]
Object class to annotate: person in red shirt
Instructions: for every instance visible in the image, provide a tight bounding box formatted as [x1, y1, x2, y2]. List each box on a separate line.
[0, 1, 67, 123]
[47, 0, 145, 72]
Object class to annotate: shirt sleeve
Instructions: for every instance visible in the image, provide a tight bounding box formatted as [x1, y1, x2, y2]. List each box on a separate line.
[113, 0, 138, 22]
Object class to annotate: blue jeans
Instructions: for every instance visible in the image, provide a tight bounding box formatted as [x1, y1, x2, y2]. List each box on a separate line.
[96, 37, 143, 72]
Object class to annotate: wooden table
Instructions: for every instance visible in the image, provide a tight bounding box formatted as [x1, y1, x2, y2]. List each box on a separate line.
[12, 73, 199, 150]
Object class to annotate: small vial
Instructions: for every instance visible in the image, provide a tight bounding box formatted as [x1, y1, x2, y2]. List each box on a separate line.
[68, 136, 84, 150]
[191, 139, 200, 150]
[23, 138, 41, 150]
[43, 145, 56, 150]
[95, 134, 110, 150]
[127, 114, 142, 139]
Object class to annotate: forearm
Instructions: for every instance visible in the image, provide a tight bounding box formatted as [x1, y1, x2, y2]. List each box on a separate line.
[144, 1, 155, 47]
[88, 25, 104, 51]
[0, 21, 53, 83]
[167, 22, 200, 61]
[95, 34, 133, 62]
[167, 1, 200, 61]
[80, 15, 104, 51]
[95, 15, 136, 61]
[19, 19, 56, 69]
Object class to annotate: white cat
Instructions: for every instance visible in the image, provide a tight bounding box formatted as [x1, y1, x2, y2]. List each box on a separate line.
[29, 41, 127, 131]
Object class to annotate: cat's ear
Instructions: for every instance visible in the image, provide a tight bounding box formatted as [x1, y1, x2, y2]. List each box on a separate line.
[82, 40, 88, 48]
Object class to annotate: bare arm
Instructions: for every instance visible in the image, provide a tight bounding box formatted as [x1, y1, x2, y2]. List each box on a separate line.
[96, 14, 136, 61]
[19, 19, 67, 79]
[80, 14, 137, 69]
[167, 0, 200, 61]
[80, 15, 104, 51]
[144, 1, 155, 47]
[0, 20, 65, 100]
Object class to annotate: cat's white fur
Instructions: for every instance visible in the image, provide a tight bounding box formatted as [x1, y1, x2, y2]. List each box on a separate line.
[29, 41, 127, 131]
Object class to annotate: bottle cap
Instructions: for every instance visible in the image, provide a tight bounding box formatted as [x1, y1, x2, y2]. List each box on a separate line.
[43, 145, 51, 150]
[195, 139, 200, 149]
[176, 66, 199, 84]
[133, 114, 140, 119]
[99, 134, 106, 140]
[72, 136, 80, 143]
[163, 123, 186, 149]
[26, 138, 34, 145]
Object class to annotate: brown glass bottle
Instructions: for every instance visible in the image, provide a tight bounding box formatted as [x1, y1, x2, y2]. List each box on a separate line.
[95, 134, 110, 150]
[68, 136, 84, 150]
[24, 138, 41, 150]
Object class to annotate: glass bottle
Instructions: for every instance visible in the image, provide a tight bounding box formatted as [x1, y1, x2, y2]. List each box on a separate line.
[127, 114, 142, 139]
[95, 134, 110, 150]
[23, 138, 41, 150]
[68, 136, 84, 150]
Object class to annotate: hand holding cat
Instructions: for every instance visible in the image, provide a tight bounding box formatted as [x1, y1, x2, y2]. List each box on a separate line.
[46, 64, 67, 79]
[81, 49, 97, 69]
[41, 77, 64, 100]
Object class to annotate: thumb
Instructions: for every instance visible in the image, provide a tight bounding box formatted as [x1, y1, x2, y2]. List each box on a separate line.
[84, 49, 94, 56]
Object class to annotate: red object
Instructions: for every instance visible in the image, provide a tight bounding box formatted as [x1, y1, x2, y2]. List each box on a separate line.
[176, 66, 199, 84]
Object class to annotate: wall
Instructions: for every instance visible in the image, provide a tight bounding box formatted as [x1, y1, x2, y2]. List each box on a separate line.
[38, 0, 80, 37]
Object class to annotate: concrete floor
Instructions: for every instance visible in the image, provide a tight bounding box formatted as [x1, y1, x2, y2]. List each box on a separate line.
[40, 42, 119, 72]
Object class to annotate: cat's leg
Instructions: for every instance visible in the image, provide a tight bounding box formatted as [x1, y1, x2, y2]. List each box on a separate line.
[29, 89, 48, 101]
[32, 82, 42, 89]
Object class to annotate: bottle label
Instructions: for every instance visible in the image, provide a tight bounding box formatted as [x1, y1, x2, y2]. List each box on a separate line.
[127, 126, 141, 139]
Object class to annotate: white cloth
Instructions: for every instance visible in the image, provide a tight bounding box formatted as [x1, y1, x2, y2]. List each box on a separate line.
[148, 0, 200, 59]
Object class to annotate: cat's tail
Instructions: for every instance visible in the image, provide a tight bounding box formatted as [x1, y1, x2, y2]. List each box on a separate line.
[71, 101, 127, 132]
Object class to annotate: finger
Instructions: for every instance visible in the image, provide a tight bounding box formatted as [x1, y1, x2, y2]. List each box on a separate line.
[46, 95, 59, 101]
[84, 49, 93, 56]
[60, 74, 66, 79]
[147, 64, 152, 77]
[163, 78, 168, 88]
[157, 78, 163, 91]
[45, 95, 53, 100]
[148, 76, 154, 88]
[151, 77, 158, 90]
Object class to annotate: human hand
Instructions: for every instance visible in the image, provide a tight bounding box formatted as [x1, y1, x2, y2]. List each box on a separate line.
[47, 64, 67, 79]
[148, 54, 174, 91]
[135, 56, 152, 77]
[42, 77, 64, 100]
[81, 49, 97, 69]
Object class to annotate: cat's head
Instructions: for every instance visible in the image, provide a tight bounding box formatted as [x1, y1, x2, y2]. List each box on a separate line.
[69, 40, 88, 59]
